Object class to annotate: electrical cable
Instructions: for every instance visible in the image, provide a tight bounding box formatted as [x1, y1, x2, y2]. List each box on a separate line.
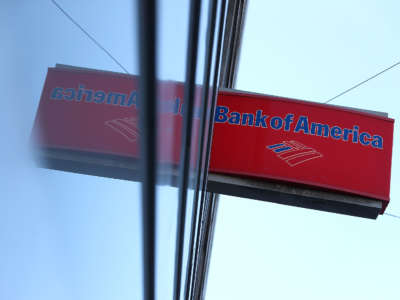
[384, 212, 400, 219]
[326, 60, 400, 221]
[325, 60, 400, 104]
[51, 0, 130, 74]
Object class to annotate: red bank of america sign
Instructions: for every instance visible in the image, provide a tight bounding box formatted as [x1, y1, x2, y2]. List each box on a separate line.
[33, 67, 394, 213]
[211, 91, 394, 212]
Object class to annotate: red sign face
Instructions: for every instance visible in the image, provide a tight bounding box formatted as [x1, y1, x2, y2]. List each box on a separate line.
[33, 67, 394, 213]
[210, 91, 394, 211]
[33, 68, 194, 165]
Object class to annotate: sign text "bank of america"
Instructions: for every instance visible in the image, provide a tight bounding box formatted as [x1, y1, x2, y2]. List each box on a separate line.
[215, 105, 383, 149]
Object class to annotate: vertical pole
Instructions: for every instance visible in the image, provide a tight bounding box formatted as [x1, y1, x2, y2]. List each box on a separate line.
[174, 1, 202, 299]
[184, 0, 220, 298]
[191, 1, 248, 299]
[137, 1, 157, 299]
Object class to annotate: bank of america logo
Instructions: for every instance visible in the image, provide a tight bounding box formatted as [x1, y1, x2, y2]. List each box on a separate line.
[105, 117, 139, 142]
[267, 140, 322, 167]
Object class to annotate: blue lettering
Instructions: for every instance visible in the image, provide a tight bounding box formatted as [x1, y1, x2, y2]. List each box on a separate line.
[174, 98, 180, 114]
[83, 89, 93, 102]
[77, 85, 85, 101]
[94, 91, 106, 103]
[294, 116, 309, 134]
[342, 128, 352, 141]
[284, 114, 294, 131]
[330, 126, 342, 140]
[45, 88, 385, 152]
[359, 132, 371, 146]
[371, 135, 383, 149]
[51, 87, 64, 100]
[63, 88, 75, 101]
[215, 106, 228, 123]
[107, 92, 127, 105]
[270, 116, 283, 130]
[241, 113, 254, 126]
[310, 123, 329, 137]
[352, 125, 359, 143]
[228, 112, 241, 125]
[126, 91, 137, 107]
[255, 110, 268, 128]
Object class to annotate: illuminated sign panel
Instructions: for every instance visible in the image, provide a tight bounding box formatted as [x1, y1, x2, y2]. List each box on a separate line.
[210, 91, 394, 212]
[33, 67, 394, 215]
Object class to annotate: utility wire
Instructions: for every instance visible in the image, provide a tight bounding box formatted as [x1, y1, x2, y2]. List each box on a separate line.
[384, 213, 400, 220]
[51, 0, 130, 74]
[325, 60, 400, 104]
[326, 59, 400, 220]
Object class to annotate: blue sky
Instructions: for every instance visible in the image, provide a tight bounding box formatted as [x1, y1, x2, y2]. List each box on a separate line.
[1, 1, 399, 300]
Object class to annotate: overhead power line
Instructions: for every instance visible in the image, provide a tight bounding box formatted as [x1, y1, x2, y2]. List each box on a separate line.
[325, 60, 400, 104]
[51, 0, 129, 74]
[384, 213, 400, 220]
